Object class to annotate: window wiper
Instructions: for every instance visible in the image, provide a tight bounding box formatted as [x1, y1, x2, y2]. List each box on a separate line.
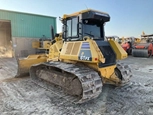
[84, 33, 94, 37]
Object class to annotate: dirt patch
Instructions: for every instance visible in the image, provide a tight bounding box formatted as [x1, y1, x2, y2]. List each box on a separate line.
[0, 57, 153, 114]
[0, 58, 17, 80]
[0, 46, 12, 57]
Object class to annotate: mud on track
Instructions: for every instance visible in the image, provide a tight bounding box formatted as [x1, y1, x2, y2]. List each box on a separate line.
[0, 57, 153, 115]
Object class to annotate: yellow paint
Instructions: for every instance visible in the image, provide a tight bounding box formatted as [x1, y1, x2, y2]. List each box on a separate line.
[32, 40, 51, 49]
[60, 38, 105, 63]
[16, 33, 63, 77]
[32, 40, 40, 48]
[98, 65, 115, 78]
[83, 63, 121, 84]
[98, 65, 121, 84]
[48, 33, 63, 61]
[108, 40, 127, 60]
[16, 9, 127, 86]
[16, 54, 47, 77]
[42, 41, 52, 49]
[89, 39, 105, 63]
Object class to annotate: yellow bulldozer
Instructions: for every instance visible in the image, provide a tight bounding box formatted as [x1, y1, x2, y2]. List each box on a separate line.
[16, 33, 55, 77]
[16, 9, 132, 103]
[32, 35, 51, 53]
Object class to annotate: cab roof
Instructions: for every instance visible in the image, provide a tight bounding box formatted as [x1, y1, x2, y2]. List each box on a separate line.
[62, 9, 110, 19]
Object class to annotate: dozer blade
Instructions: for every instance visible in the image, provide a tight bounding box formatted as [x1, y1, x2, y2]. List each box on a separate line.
[132, 49, 150, 58]
[29, 61, 102, 104]
[15, 54, 47, 77]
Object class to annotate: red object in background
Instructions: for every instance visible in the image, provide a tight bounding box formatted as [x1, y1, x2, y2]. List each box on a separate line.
[133, 43, 153, 56]
[122, 42, 130, 51]
[121, 42, 132, 55]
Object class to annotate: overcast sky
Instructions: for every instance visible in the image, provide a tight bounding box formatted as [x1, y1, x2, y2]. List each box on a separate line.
[0, 0, 152, 37]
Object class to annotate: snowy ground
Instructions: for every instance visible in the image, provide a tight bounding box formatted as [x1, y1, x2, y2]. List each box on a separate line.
[0, 56, 153, 115]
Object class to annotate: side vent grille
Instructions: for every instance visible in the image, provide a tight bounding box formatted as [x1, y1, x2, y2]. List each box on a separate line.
[71, 42, 81, 55]
[65, 43, 74, 54]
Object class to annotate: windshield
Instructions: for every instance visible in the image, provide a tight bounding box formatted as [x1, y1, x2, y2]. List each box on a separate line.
[83, 19, 103, 38]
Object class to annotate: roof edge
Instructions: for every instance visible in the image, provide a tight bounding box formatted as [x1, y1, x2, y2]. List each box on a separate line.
[0, 9, 57, 19]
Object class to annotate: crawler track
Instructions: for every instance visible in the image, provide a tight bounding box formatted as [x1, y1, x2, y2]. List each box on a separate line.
[30, 61, 103, 104]
[116, 61, 132, 84]
[29, 61, 132, 104]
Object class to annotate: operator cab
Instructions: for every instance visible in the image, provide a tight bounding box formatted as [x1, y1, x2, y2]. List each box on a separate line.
[62, 9, 110, 41]
[62, 9, 116, 67]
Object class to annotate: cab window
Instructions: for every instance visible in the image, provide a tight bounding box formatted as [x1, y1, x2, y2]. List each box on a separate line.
[67, 17, 78, 38]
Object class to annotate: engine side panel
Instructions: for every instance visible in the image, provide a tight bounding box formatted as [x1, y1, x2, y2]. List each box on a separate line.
[60, 40, 100, 63]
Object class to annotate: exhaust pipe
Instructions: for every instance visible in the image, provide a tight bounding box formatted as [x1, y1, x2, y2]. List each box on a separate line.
[51, 25, 54, 40]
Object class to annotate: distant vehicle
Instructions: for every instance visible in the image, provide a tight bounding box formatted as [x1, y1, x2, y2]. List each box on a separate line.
[132, 32, 153, 57]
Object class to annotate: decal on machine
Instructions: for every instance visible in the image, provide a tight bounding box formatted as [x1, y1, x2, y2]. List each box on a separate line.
[79, 50, 92, 61]
[81, 42, 90, 49]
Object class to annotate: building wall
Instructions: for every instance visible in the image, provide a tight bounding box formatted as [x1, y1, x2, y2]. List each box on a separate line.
[0, 9, 57, 38]
[0, 9, 57, 57]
